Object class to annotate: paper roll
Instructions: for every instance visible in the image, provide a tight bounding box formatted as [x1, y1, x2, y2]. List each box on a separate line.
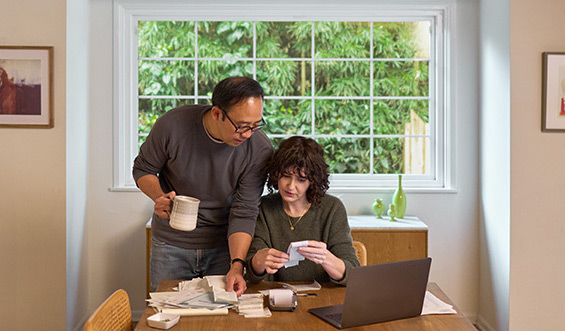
[269, 289, 294, 307]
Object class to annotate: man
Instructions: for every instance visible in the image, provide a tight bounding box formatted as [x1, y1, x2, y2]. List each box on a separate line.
[133, 77, 273, 295]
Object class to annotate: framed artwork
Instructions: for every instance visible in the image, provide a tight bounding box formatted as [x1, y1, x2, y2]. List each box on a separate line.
[0, 46, 53, 128]
[542, 52, 565, 132]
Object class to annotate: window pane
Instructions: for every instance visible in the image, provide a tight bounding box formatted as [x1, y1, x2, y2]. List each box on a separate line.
[373, 22, 430, 59]
[138, 98, 195, 147]
[315, 61, 370, 96]
[197, 60, 254, 96]
[256, 22, 312, 58]
[373, 136, 430, 175]
[269, 137, 286, 151]
[138, 21, 196, 58]
[315, 99, 370, 135]
[319, 138, 370, 174]
[403, 136, 431, 175]
[315, 22, 370, 58]
[374, 60, 429, 96]
[138, 60, 195, 96]
[374, 99, 429, 135]
[198, 21, 253, 58]
[263, 99, 311, 135]
[257, 61, 312, 97]
[373, 138, 404, 174]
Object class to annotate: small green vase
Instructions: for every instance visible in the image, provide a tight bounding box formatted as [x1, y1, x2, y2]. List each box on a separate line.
[392, 175, 406, 218]
[371, 198, 385, 219]
[387, 204, 397, 222]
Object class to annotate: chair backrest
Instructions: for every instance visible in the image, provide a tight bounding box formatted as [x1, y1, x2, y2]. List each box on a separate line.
[84, 289, 133, 331]
[352, 240, 368, 266]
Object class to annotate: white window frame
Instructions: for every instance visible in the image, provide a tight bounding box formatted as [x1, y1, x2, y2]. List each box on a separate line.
[112, 1, 453, 192]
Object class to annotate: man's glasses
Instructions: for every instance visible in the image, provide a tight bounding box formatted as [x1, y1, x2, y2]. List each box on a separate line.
[221, 108, 266, 133]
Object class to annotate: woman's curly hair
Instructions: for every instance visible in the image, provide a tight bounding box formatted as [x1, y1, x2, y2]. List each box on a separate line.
[266, 136, 330, 206]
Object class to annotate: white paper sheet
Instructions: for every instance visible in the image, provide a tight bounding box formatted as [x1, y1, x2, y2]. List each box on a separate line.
[421, 291, 457, 315]
[279, 280, 321, 292]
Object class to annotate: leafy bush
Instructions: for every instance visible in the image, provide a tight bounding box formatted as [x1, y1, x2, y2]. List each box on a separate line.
[137, 20, 430, 174]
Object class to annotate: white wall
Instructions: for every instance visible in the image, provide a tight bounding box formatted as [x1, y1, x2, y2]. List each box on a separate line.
[509, 0, 565, 330]
[67, 0, 91, 329]
[477, 0, 511, 330]
[82, 0, 153, 320]
[0, 0, 67, 330]
[79, 0, 481, 322]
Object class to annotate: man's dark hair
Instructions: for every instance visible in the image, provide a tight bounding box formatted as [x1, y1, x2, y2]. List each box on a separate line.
[266, 136, 330, 206]
[211, 77, 264, 113]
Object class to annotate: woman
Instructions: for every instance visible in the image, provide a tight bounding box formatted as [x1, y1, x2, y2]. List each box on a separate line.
[245, 136, 360, 285]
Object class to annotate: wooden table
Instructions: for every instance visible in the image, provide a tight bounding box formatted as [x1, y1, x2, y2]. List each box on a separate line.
[134, 281, 475, 331]
[145, 216, 428, 297]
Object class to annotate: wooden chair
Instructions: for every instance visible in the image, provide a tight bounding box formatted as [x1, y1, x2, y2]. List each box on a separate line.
[84, 289, 133, 331]
[352, 240, 368, 266]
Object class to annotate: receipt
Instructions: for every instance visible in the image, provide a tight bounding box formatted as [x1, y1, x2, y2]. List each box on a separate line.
[279, 280, 321, 292]
[284, 240, 308, 268]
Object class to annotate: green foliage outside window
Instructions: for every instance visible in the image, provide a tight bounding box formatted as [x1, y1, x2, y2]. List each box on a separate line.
[137, 20, 430, 174]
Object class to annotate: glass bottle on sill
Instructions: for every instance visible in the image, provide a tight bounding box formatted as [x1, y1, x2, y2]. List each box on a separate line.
[392, 174, 406, 219]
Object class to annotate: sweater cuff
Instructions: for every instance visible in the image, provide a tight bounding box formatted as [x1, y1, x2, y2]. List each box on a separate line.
[330, 261, 351, 286]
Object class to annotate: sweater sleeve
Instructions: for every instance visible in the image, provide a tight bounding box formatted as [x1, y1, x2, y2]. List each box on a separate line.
[325, 197, 361, 286]
[227, 134, 273, 238]
[132, 113, 170, 183]
[245, 204, 271, 284]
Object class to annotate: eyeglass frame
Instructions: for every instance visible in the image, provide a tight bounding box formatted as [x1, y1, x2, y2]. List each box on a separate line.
[219, 107, 267, 133]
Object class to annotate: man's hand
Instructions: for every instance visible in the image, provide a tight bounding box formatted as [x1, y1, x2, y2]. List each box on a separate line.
[226, 232, 252, 296]
[136, 175, 176, 219]
[226, 263, 246, 296]
[154, 191, 176, 219]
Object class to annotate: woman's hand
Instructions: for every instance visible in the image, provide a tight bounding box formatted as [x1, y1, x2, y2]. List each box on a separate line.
[251, 248, 289, 275]
[297, 240, 328, 265]
[297, 241, 346, 281]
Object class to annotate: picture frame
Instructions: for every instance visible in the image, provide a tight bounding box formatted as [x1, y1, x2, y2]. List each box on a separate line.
[0, 46, 53, 128]
[542, 52, 565, 132]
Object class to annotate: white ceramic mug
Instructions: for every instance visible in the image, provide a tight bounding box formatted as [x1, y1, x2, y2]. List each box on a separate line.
[169, 195, 200, 231]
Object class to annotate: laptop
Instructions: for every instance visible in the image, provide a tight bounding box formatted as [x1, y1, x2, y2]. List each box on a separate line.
[308, 257, 432, 329]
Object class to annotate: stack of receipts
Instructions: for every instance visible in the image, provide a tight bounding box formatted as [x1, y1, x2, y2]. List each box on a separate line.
[147, 276, 237, 316]
[236, 294, 271, 318]
[147, 275, 272, 318]
[421, 291, 457, 315]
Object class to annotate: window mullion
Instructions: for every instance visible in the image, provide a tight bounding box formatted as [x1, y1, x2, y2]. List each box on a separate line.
[311, 21, 316, 138]
[369, 22, 374, 175]
[194, 22, 198, 103]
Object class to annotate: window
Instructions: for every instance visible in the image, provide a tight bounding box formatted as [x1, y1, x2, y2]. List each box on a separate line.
[114, 3, 450, 190]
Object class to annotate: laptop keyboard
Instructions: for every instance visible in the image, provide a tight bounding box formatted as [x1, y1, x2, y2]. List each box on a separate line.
[326, 312, 343, 323]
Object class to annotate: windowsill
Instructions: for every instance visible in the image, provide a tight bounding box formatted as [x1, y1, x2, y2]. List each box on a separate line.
[109, 186, 459, 194]
[328, 187, 460, 194]
[108, 186, 140, 192]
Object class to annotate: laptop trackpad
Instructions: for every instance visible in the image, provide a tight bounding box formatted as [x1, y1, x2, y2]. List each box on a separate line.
[308, 304, 344, 329]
